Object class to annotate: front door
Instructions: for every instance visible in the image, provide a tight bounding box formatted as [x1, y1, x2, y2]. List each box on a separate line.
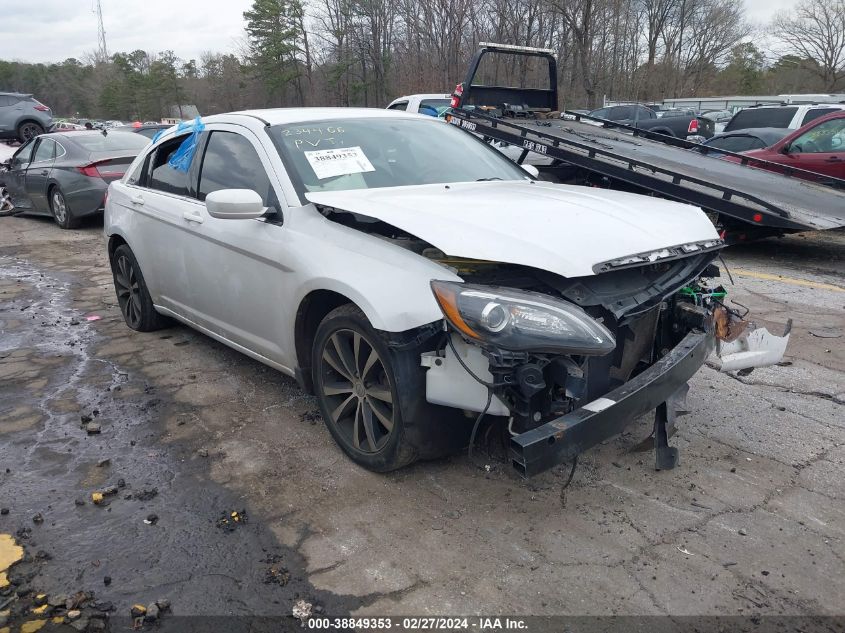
[25, 137, 56, 212]
[5, 139, 36, 208]
[179, 126, 293, 365]
[783, 118, 845, 180]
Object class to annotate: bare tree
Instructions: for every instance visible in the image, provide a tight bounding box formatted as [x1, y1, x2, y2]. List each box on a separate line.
[771, 0, 845, 91]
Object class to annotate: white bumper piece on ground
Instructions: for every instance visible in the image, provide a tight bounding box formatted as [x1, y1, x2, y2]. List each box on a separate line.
[713, 320, 792, 373]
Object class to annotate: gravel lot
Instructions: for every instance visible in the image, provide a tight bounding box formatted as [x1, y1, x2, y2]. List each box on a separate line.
[0, 210, 842, 622]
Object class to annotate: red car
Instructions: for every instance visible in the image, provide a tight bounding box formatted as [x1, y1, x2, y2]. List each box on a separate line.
[731, 110, 845, 182]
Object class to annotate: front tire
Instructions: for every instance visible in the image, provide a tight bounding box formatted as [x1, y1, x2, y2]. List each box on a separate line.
[110, 244, 169, 332]
[312, 305, 422, 472]
[49, 187, 79, 229]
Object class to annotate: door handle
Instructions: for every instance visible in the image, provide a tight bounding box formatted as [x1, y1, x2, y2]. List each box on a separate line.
[182, 210, 204, 224]
[130, 195, 145, 206]
[825, 156, 841, 162]
[40, 170, 48, 176]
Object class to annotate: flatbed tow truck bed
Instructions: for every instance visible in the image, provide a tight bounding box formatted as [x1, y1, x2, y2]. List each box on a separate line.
[449, 43, 845, 237]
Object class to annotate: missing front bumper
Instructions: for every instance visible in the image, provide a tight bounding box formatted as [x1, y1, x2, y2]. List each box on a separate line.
[510, 330, 714, 478]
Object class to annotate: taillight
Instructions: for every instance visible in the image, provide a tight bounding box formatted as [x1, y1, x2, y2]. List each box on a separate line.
[450, 83, 464, 108]
[34, 104, 50, 112]
[77, 165, 100, 177]
[77, 162, 126, 179]
[688, 119, 699, 134]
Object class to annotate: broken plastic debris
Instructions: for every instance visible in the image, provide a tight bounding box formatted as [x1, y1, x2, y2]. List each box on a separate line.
[714, 320, 792, 372]
[85, 315, 102, 322]
[91, 493, 104, 505]
[677, 546, 695, 556]
[292, 599, 313, 621]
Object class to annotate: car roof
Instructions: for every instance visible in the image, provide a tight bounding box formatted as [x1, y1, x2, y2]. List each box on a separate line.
[0, 92, 32, 98]
[211, 107, 429, 126]
[745, 103, 845, 110]
[43, 130, 139, 142]
[391, 94, 451, 101]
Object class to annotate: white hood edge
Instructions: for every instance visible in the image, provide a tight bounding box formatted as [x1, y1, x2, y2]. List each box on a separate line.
[306, 181, 720, 278]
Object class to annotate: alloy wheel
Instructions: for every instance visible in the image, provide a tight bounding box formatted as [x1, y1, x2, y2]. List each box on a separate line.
[51, 191, 67, 224]
[318, 328, 395, 453]
[114, 254, 142, 329]
[20, 123, 41, 142]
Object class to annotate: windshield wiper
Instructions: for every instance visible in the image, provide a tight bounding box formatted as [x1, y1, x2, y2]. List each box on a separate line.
[476, 177, 503, 181]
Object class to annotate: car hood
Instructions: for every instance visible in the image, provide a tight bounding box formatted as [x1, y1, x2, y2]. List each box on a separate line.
[305, 181, 719, 278]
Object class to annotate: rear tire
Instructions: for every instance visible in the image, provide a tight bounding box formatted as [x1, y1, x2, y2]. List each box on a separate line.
[110, 244, 170, 332]
[17, 121, 44, 143]
[49, 187, 80, 230]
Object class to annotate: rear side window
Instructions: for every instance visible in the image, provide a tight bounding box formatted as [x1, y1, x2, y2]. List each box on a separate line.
[612, 106, 632, 119]
[198, 131, 272, 205]
[725, 107, 797, 132]
[32, 139, 56, 162]
[801, 108, 837, 126]
[388, 101, 408, 111]
[0, 95, 20, 107]
[147, 136, 190, 196]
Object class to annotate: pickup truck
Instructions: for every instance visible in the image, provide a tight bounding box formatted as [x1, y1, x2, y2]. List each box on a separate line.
[585, 104, 714, 141]
[724, 103, 845, 133]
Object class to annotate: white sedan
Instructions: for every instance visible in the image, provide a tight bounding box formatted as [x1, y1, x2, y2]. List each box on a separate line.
[105, 108, 784, 475]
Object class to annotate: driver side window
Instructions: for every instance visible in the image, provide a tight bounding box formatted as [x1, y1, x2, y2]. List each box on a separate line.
[12, 140, 36, 167]
[790, 119, 845, 154]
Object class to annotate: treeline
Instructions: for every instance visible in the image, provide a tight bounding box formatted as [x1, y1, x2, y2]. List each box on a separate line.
[0, 0, 842, 120]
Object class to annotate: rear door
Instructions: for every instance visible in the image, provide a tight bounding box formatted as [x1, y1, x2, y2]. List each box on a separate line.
[25, 137, 57, 212]
[0, 95, 21, 136]
[784, 117, 845, 179]
[121, 133, 198, 311]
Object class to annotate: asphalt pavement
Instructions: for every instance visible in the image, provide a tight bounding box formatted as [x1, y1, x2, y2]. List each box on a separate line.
[0, 212, 842, 628]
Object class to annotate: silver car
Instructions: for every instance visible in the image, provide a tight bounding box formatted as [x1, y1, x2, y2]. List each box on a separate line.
[0, 92, 54, 142]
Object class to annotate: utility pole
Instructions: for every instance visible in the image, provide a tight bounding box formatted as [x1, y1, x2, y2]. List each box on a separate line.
[95, 0, 108, 63]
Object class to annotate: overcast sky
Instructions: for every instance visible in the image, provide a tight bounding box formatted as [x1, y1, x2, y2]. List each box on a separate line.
[0, 0, 796, 65]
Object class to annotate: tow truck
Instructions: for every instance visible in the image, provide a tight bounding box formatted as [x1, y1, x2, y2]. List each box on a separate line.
[447, 43, 845, 242]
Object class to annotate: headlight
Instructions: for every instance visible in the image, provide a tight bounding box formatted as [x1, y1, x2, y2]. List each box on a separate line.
[430, 281, 616, 355]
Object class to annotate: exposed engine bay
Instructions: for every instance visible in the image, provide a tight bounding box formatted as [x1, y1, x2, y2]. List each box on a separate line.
[321, 205, 790, 447]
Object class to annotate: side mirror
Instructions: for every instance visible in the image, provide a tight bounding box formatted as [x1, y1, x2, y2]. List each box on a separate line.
[781, 144, 794, 155]
[521, 164, 540, 179]
[205, 189, 266, 219]
[0, 159, 10, 169]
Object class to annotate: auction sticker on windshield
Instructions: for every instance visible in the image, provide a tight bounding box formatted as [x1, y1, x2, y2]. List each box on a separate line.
[305, 146, 375, 179]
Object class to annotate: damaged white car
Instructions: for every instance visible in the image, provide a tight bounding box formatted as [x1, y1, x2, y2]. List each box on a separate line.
[104, 108, 789, 476]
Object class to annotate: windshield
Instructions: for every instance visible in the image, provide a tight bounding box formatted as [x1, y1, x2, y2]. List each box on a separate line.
[269, 117, 530, 197]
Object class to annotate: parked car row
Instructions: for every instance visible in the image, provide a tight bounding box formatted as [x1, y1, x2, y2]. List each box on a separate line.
[700, 110, 845, 181]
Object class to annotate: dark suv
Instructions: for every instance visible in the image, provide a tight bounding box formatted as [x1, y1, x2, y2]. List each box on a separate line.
[0, 92, 54, 143]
